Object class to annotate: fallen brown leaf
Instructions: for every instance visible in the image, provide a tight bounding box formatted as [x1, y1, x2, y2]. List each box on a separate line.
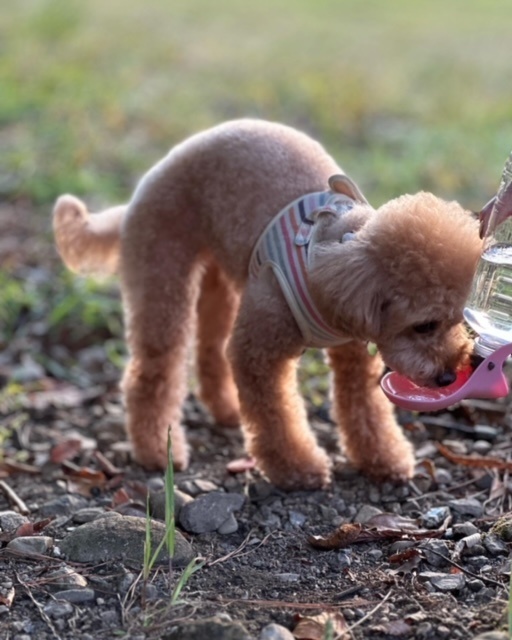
[50, 439, 83, 464]
[293, 611, 347, 639]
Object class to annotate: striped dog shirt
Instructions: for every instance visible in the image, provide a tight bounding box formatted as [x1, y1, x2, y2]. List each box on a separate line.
[249, 186, 357, 348]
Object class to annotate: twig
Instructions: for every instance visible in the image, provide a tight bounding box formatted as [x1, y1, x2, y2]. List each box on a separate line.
[15, 571, 63, 640]
[339, 589, 393, 639]
[206, 530, 274, 567]
[0, 480, 29, 514]
[423, 547, 506, 588]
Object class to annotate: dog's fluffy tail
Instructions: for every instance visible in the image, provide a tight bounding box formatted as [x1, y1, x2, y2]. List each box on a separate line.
[53, 195, 126, 275]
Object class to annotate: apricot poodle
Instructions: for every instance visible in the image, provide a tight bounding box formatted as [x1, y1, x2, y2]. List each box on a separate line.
[53, 119, 482, 490]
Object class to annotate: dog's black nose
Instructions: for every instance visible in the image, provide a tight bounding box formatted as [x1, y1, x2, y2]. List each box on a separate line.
[435, 370, 457, 387]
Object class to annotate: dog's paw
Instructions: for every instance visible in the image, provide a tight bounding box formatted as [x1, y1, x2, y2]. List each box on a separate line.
[258, 449, 332, 491]
[132, 443, 190, 472]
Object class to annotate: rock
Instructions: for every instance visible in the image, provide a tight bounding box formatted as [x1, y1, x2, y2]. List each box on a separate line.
[60, 512, 194, 568]
[422, 506, 450, 529]
[45, 566, 88, 590]
[453, 522, 479, 538]
[288, 511, 307, 527]
[7, 536, 53, 556]
[419, 540, 450, 567]
[353, 505, 382, 524]
[483, 534, 508, 556]
[54, 588, 96, 604]
[420, 571, 466, 592]
[471, 633, 509, 640]
[217, 513, 239, 535]
[163, 617, 252, 640]
[179, 491, 245, 534]
[0, 511, 29, 533]
[276, 573, 300, 582]
[471, 440, 493, 455]
[73, 508, 107, 524]
[260, 623, 295, 639]
[43, 601, 74, 619]
[448, 498, 484, 518]
[38, 495, 89, 518]
[150, 489, 193, 521]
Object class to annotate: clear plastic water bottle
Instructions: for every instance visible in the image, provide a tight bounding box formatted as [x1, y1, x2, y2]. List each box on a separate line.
[464, 152, 512, 356]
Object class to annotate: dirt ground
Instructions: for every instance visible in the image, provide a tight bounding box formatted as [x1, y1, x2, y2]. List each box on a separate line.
[0, 203, 511, 639]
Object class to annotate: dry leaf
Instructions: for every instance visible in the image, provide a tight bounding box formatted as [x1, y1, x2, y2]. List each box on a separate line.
[50, 439, 83, 464]
[226, 457, 256, 473]
[0, 586, 15, 608]
[372, 619, 412, 637]
[293, 612, 347, 639]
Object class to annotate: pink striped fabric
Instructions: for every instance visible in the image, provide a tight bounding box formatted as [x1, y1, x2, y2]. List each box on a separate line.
[249, 189, 354, 348]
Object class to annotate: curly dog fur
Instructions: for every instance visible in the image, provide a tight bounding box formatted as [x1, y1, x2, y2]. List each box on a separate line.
[53, 119, 483, 490]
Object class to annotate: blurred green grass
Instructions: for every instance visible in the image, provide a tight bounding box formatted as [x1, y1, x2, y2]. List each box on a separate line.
[2, 0, 512, 207]
[2, 0, 512, 379]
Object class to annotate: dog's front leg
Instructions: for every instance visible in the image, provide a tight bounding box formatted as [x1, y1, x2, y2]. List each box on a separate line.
[328, 342, 415, 482]
[230, 278, 332, 490]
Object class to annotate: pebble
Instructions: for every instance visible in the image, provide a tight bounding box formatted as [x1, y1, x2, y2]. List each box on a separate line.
[55, 588, 96, 604]
[0, 511, 29, 533]
[43, 601, 74, 619]
[471, 633, 509, 640]
[453, 522, 479, 538]
[422, 506, 450, 528]
[178, 479, 218, 497]
[367, 549, 383, 561]
[276, 573, 300, 582]
[288, 511, 307, 527]
[60, 512, 193, 568]
[45, 566, 88, 590]
[178, 491, 245, 534]
[38, 495, 89, 518]
[484, 534, 509, 556]
[217, 513, 239, 535]
[448, 498, 484, 518]
[419, 540, 450, 567]
[260, 623, 295, 639]
[434, 469, 453, 485]
[471, 440, 493, 455]
[73, 508, 107, 524]
[420, 571, 466, 592]
[150, 489, 193, 521]
[7, 536, 53, 556]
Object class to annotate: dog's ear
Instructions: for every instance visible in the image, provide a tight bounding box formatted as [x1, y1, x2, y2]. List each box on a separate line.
[328, 174, 368, 203]
[309, 237, 385, 340]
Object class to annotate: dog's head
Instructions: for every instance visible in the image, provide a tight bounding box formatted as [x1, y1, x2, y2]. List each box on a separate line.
[308, 191, 483, 387]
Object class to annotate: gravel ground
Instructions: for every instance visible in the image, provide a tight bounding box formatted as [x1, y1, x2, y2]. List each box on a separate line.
[1, 203, 511, 640]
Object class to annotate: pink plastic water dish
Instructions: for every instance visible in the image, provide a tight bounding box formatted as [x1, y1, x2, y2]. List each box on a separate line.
[381, 341, 512, 411]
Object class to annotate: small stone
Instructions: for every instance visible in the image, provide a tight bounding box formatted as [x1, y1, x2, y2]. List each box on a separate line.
[419, 540, 450, 567]
[0, 511, 29, 533]
[336, 551, 352, 570]
[367, 549, 383, 561]
[453, 522, 479, 538]
[7, 536, 53, 556]
[289, 511, 307, 527]
[354, 505, 382, 524]
[179, 491, 244, 534]
[420, 571, 465, 592]
[276, 573, 300, 582]
[448, 498, 483, 518]
[471, 440, 493, 455]
[471, 633, 509, 640]
[38, 495, 89, 518]
[260, 623, 295, 639]
[60, 512, 193, 568]
[178, 479, 218, 497]
[150, 489, 193, 521]
[43, 601, 74, 619]
[46, 566, 88, 590]
[217, 513, 239, 535]
[422, 506, 450, 528]
[483, 534, 508, 556]
[467, 578, 485, 592]
[434, 469, 453, 485]
[54, 588, 96, 604]
[73, 508, 106, 524]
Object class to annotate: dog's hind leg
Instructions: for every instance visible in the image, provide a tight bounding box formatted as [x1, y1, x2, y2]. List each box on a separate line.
[196, 262, 241, 427]
[328, 342, 414, 482]
[230, 278, 332, 490]
[119, 235, 202, 471]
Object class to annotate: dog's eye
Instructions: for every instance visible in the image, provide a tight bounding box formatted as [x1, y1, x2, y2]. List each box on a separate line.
[413, 321, 439, 334]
